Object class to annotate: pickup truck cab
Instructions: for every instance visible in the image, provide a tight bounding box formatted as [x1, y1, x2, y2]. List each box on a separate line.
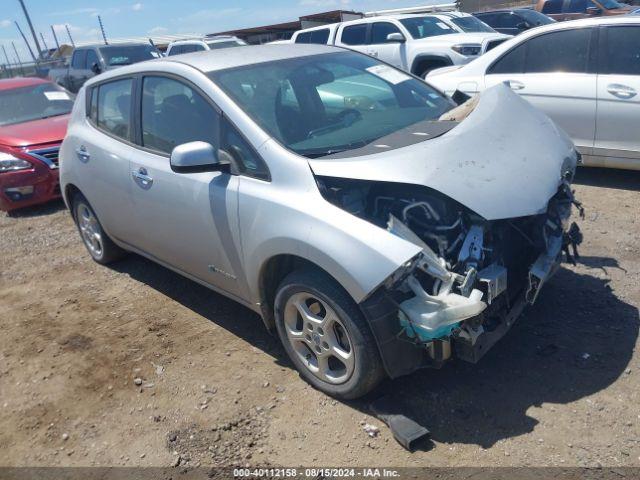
[291, 13, 510, 78]
[49, 43, 161, 93]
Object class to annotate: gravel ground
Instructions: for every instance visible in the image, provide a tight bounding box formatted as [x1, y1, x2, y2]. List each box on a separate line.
[0, 167, 638, 468]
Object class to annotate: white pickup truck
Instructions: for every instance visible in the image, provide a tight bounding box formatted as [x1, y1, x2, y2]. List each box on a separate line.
[291, 12, 511, 78]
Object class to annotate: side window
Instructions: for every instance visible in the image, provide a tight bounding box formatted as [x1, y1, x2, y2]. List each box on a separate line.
[541, 0, 563, 13]
[604, 26, 640, 75]
[497, 13, 521, 28]
[141, 76, 219, 155]
[85, 50, 99, 70]
[168, 45, 182, 56]
[340, 24, 367, 46]
[566, 0, 587, 12]
[192, 44, 206, 52]
[71, 50, 87, 69]
[489, 42, 526, 74]
[309, 29, 330, 44]
[88, 87, 98, 122]
[96, 78, 133, 141]
[371, 22, 402, 44]
[222, 118, 269, 181]
[525, 28, 591, 73]
[295, 32, 312, 44]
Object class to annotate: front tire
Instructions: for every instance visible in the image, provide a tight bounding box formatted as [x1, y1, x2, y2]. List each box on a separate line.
[274, 269, 384, 400]
[72, 193, 125, 264]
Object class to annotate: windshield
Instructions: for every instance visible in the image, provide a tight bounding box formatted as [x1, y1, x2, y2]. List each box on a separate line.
[209, 52, 454, 158]
[400, 16, 457, 39]
[449, 16, 496, 33]
[591, 0, 623, 8]
[99, 44, 160, 66]
[517, 9, 556, 25]
[207, 40, 246, 50]
[0, 83, 74, 127]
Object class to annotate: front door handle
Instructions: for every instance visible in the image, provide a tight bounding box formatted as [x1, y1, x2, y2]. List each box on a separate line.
[607, 84, 637, 99]
[504, 80, 525, 91]
[132, 167, 153, 188]
[75, 146, 90, 162]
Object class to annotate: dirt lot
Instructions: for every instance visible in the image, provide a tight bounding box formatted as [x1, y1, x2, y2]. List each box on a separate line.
[0, 167, 639, 468]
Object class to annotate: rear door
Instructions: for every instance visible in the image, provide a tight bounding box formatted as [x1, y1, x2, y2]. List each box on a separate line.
[78, 77, 135, 240]
[336, 23, 369, 56]
[484, 27, 597, 156]
[368, 21, 405, 69]
[594, 24, 640, 167]
[127, 74, 244, 297]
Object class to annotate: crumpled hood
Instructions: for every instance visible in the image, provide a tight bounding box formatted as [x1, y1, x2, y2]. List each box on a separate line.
[309, 84, 577, 221]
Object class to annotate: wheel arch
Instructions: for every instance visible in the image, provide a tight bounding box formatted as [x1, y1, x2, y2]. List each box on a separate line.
[411, 54, 454, 76]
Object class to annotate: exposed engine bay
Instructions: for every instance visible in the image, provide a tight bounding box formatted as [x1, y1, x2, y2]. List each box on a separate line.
[317, 176, 584, 367]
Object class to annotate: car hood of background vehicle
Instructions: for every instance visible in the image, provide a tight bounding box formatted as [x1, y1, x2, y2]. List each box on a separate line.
[0, 114, 69, 148]
[308, 84, 577, 221]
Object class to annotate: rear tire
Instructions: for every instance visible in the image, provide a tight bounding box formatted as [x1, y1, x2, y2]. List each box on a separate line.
[274, 269, 384, 400]
[72, 193, 125, 264]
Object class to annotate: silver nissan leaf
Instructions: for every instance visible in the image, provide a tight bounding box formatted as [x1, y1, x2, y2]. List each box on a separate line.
[60, 44, 583, 399]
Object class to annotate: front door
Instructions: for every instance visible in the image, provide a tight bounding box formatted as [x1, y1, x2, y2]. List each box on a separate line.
[127, 74, 244, 298]
[368, 22, 405, 69]
[594, 25, 640, 167]
[484, 27, 597, 156]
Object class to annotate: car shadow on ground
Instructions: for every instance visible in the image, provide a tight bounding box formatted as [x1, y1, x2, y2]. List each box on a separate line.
[4, 199, 66, 218]
[574, 167, 640, 192]
[111, 257, 638, 452]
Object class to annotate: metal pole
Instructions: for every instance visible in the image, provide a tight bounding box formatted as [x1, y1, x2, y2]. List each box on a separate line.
[12, 41, 25, 76]
[15, 21, 37, 62]
[98, 15, 108, 45]
[50, 25, 60, 50]
[65, 24, 75, 47]
[40, 32, 49, 52]
[18, 0, 42, 57]
[2, 45, 10, 65]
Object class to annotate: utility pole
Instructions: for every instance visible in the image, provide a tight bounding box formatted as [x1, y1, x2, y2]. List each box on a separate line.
[18, 0, 42, 58]
[40, 32, 49, 52]
[98, 15, 108, 45]
[50, 25, 60, 50]
[65, 24, 75, 47]
[14, 21, 36, 62]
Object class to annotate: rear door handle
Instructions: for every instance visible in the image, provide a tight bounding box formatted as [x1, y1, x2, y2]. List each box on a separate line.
[75, 146, 90, 162]
[504, 80, 525, 91]
[607, 84, 637, 99]
[132, 167, 153, 188]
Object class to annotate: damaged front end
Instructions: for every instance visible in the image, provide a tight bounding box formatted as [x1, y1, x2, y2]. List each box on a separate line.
[317, 176, 583, 377]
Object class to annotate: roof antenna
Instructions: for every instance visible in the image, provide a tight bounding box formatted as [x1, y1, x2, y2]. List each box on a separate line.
[98, 15, 108, 45]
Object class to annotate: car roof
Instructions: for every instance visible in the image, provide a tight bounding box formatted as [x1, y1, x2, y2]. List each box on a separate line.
[164, 43, 343, 72]
[78, 42, 151, 49]
[475, 8, 536, 14]
[507, 13, 640, 33]
[0, 77, 50, 91]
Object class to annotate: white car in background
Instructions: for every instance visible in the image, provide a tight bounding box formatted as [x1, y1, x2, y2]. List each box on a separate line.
[291, 13, 511, 77]
[427, 16, 640, 170]
[166, 35, 247, 56]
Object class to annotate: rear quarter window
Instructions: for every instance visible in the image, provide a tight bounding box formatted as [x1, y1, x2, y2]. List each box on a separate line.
[92, 78, 134, 142]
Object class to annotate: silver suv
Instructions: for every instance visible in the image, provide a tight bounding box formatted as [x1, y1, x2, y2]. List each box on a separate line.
[60, 45, 582, 399]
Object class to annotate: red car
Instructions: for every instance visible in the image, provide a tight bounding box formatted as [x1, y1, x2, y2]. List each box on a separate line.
[0, 77, 74, 212]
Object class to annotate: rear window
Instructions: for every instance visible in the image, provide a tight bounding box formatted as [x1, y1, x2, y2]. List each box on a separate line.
[99, 45, 160, 66]
[296, 29, 330, 45]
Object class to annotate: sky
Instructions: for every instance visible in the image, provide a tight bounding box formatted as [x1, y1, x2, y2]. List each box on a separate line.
[0, 0, 434, 64]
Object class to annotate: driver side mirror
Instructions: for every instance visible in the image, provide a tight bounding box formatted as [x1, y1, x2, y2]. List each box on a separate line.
[386, 32, 406, 43]
[586, 6, 602, 15]
[90, 62, 102, 74]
